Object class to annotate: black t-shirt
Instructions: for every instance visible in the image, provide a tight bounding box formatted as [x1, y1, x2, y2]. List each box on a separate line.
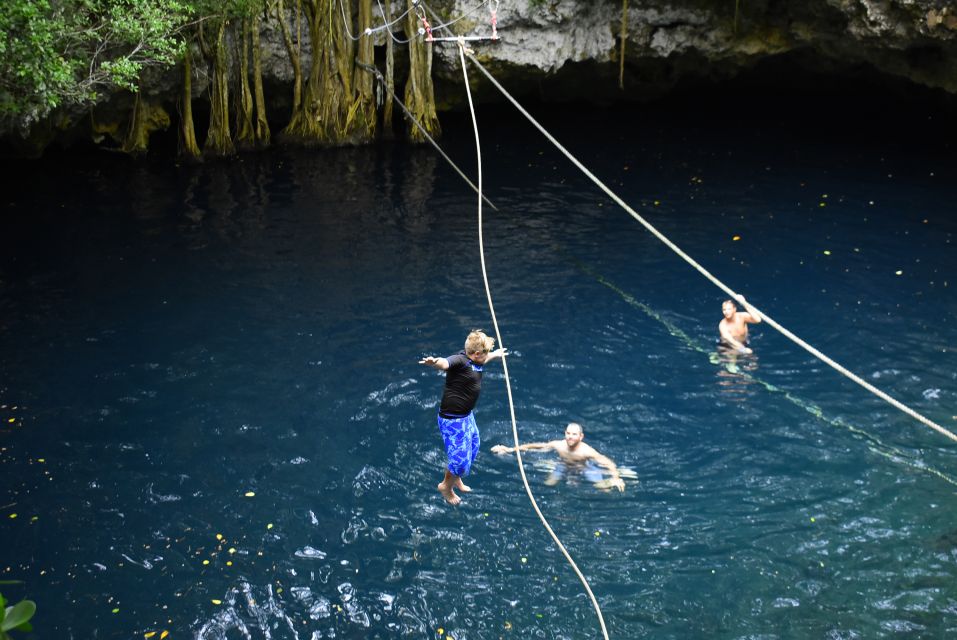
[439, 351, 483, 417]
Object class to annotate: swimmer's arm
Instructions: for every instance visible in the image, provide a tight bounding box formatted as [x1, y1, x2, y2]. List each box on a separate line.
[591, 452, 625, 492]
[484, 347, 508, 363]
[419, 356, 449, 371]
[491, 442, 553, 454]
[736, 295, 762, 324]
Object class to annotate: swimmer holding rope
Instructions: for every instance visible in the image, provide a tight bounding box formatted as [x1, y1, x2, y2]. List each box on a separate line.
[491, 422, 626, 492]
[719, 295, 762, 354]
[420, 330, 507, 505]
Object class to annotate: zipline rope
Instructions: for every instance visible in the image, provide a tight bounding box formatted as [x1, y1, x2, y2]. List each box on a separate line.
[463, 51, 957, 446]
[458, 41, 611, 640]
[355, 63, 498, 211]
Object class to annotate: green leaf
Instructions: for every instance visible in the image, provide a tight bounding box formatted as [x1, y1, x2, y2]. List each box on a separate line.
[1, 601, 35, 632]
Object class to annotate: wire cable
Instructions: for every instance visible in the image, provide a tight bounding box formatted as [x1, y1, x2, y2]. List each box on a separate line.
[421, 0, 493, 34]
[339, 0, 415, 41]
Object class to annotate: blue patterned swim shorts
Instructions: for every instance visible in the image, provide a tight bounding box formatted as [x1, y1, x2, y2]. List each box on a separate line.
[437, 412, 480, 477]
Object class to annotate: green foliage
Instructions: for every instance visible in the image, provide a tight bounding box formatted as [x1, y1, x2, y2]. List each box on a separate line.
[0, 0, 194, 127]
[0, 592, 36, 639]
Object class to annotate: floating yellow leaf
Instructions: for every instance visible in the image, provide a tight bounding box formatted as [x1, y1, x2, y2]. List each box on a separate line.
[823, 250, 831, 256]
[37, 458, 45, 463]
[216, 533, 223, 541]
[228, 548, 236, 554]
[112, 608, 120, 614]
[244, 492, 255, 497]
[732, 235, 741, 241]
[653, 200, 660, 206]
[144, 632, 156, 638]
[202, 560, 209, 565]
[594, 531, 601, 537]
[437, 628, 444, 635]
[7, 418, 14, 423]
[895, 270, 903, 275]
[226, 561, 233, 566]
[520, 557, 527, 564]
[504, 621, 512, 630]
[8, 514, 16, 519]
[160, 632, 169, 639]
[267, 523, 273, 530]
[211, 599, 222, 605]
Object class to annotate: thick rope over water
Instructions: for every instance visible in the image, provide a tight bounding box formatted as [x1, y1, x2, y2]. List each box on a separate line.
[464, 52, 957, 447]
[457, 41, 611, 640]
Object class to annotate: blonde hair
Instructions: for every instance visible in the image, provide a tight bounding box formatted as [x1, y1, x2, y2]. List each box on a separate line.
[464, 330, 495, 355]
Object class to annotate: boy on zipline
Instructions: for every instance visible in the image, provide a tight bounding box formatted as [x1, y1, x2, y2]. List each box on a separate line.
[719, 295, 762, 354]
[420, 330, 507, 505]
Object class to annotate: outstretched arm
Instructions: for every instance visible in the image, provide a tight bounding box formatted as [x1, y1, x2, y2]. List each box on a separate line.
[590, 452, 625, 492]
[491, 441, 553, 454]
[484, 347, 508, 363]
[419, 356, 449, 371]
[737, 295, 762, 324]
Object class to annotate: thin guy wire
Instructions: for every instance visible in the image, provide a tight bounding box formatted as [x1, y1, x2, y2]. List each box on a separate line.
[355, 62, 497, 211]
[338, 0, 415, 41]
[421, 0, 492, 33]
[376, 0, 414, 43]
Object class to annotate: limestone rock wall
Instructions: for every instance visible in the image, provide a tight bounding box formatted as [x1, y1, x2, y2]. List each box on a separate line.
[7, 0, 957, 154]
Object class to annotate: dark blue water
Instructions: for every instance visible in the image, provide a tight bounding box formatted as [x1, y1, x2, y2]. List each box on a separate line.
[2, 98, 956, 639]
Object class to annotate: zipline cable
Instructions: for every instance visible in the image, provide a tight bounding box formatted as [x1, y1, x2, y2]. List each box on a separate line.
[355, 63, 497, 211]
[458, 41, 611, 640]
[463, 52, 957, 446]
[338, 0, 414, 41]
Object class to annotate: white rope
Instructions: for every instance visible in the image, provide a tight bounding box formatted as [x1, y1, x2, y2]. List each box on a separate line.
[464, 52, 957, 446]
[458, 41, 611, 640]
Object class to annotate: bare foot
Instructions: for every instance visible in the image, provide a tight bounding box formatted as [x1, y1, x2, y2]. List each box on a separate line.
[437, 482, 461, 505]
[454, 478, 472, 493]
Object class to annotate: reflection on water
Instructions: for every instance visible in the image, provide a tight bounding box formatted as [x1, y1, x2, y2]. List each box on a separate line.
[1, 108, 957, 638]
[712, 348, 761, 399]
